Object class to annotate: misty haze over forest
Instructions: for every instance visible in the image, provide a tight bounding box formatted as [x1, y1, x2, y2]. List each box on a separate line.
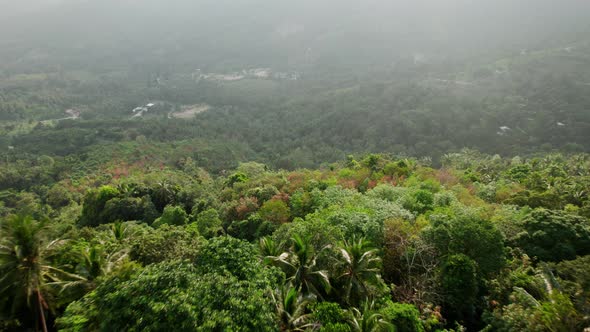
[2, 1, 590, 331]
[2, 0, 590, 70]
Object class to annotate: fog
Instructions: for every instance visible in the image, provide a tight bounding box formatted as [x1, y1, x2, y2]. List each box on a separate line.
[1, 0, 589, 71]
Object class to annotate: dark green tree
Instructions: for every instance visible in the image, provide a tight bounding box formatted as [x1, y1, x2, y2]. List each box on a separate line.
[514, 208, 590, 262]
[425, 213, 505, 277]
[57, 261, 279, 331]
[152, 205, 189, 228]
[78, 186, 119, 227]
[379, 302, 424, 332]
[192, 208, 224, 238]
[440, 254, 479, 325]
[0, 215, 84, 332]
[311, 302, 352, 332]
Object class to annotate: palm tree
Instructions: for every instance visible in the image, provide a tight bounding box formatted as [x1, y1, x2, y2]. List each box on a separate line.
[79, 243, 128, 278]
[259, 236, 282, 259]
[265, 234, 331, 298]
[152, 181, 178, 210]
[511, 267, 580, 332]
[0, 215, 84, 332]
[110, 221, 129, 242]
[55, 241, 129, 304]
[337, 237, 383, 306]
[271, 284, 315, 331]
[347, 301, 394, 332]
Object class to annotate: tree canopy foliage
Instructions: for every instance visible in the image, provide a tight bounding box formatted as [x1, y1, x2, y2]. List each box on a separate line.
[1, 151, 589, 330]
[1, 17, 590, 328]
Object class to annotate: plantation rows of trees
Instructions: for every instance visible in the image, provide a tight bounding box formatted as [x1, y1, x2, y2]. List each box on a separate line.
[2, 151, 590, 331]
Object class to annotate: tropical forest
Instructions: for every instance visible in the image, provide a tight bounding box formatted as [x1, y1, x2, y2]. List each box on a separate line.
[1, 0, 590, 331]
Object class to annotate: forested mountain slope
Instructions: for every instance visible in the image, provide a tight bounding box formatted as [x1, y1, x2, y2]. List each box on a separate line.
[2, 152, 590, 330]
[2, 1, 590, 330]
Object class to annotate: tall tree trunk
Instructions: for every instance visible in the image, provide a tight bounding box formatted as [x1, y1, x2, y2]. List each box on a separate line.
[37, 291, 48, 332]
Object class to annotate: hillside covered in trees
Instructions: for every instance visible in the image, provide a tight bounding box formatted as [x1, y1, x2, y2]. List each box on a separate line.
[2, 0, 590, 331]
[2, 151, 590, 331]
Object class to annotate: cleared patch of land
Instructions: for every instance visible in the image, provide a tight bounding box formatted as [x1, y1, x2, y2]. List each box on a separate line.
[169, 104, 211, 119]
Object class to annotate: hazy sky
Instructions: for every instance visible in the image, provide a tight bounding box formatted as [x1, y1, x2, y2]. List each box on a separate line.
[1, 0, 589, 70]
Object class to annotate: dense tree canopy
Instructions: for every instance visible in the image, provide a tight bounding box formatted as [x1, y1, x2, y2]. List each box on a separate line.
[57, 261, 279, 332]
[1, 151, 589, 330]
